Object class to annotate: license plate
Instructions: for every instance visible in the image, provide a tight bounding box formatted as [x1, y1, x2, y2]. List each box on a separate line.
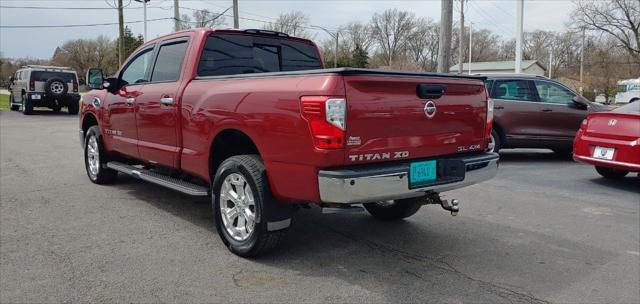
[31, 94, 41, 100]
[593, 146, 615, 160]
[410, 160, 437, 187]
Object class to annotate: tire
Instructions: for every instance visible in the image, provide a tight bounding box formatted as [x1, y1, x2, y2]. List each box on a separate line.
[212, 155, 288, 257]
[52, 105, 62, 113]
[9, 94, 19, 111]
[44, 78, 68, 97]
[630, 98, 638, 103]
[68, 101, 79, 115]
[595, 166, 628, 179]
[22, 95, 33, 115]
[363, 197, 423, 221]
[489, 129, 502, 152]
[84, 126, 118, 184]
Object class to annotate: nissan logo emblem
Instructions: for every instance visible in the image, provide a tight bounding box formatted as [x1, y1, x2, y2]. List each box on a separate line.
[424, 100, 437, 119]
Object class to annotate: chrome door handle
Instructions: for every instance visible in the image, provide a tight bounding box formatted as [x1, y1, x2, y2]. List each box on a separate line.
[541, 108, 553, 112]
[126, 98, 135, 105]
[160, 97, 174, 105]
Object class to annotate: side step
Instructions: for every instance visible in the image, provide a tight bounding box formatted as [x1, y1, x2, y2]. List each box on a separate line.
[106, 161, 209, 196]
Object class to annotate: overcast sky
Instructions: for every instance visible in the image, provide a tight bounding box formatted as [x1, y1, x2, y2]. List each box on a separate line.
[0, 0, 575, 59]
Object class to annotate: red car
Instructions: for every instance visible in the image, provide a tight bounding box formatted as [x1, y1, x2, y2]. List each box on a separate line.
[573, 102, 640, 179]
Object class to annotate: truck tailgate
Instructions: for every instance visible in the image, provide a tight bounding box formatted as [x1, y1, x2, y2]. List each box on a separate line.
[343, 75, 488, 164]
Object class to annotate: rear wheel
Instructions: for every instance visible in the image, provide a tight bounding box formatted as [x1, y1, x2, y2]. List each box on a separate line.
[213, 155, 288, 257]
[22, 95, 33, 115]
[488, 129, 501, 152]
[84, 126, 118, 184]
[595, 166, 628, 179]
[68, 101, 79, 115]
[52, 105, 62, 113]
[364, 197, 423, 221]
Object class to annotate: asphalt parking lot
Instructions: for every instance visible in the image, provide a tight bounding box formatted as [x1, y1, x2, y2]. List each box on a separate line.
[1, 109, 638, 303]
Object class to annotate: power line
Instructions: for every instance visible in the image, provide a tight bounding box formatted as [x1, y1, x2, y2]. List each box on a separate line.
[0, 17, 173, 28]
[0, 4, 166, 9]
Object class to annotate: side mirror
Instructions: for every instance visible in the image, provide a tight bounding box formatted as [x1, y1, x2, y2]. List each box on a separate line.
[86, 68, 105, 90]
[9, 76, 15, 83]
[572, 96, 589, 109]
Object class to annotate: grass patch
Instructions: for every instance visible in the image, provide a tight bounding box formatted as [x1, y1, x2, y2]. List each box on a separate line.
[0, 94, 9, 110]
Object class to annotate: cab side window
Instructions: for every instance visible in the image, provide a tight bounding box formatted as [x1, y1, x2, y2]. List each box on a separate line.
[534, 80, 575, 105]
[151, 41, 188, 82]
[492, 79, 534, 101]
[120, 48, 154, 86]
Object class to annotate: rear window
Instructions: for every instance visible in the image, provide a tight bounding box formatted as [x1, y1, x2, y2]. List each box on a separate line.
[197, 34, 322, 77]
[31, 71, 77, 83]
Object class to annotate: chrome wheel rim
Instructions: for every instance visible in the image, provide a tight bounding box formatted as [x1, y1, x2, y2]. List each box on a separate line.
[87, 136, 100, 178]
[219, 173, 256, 241]
[51, 81, 64, 94]
[487, 133, 496, 152]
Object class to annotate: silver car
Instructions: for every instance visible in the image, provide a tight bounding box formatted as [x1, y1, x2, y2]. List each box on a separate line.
[9, 65, 81, 115]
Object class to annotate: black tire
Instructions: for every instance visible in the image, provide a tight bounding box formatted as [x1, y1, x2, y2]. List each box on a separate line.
[44, 78, 68, 97]
[9, 94, 19, 111]
[84, 126, 118, 184]
[364, 197, 423, 221]
[68, 101, 79, 115]
[595, 166, 628, 179]
[489, 129, 502, 152]
[52, 105, 62, 113]
[22, 95, 33, 115]
[212, 155, 288, 257]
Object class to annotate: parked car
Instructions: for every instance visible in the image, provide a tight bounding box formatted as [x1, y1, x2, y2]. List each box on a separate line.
[8, 65, 81, 115]
[573, 102, 640, 179]
[482, 74, 612, 153]
[80, 28, 499, 257]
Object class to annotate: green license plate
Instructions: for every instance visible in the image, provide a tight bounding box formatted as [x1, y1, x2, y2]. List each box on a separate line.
[409, 160, 437, 187]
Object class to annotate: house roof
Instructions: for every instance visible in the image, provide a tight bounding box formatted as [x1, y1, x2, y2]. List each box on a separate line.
[450, 60, 546, 72]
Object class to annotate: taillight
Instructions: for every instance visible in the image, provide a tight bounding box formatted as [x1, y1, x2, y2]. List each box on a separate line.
[300, 96, 346, 149]
[29, 80, 35, 91]
[486, 98, 494, 145]
[580, 118, 588, 129]
[73, 80, 78, 92]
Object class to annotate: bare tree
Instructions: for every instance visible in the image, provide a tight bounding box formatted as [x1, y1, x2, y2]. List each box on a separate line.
[178, 13, 192, 30]
[370, 8, 416, 66]
[573, 0, 640, 59]
[406, 18, 439, 71]
[340, 22, 374, 53]
[263, 11, 315, 39]
[193, 9, 227, 28]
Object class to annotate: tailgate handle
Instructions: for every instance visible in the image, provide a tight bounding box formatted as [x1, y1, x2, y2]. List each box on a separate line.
[416, 84, 447, 99]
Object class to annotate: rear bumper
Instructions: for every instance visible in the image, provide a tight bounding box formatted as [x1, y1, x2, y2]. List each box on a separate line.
[573, 155, 640, 172]
[318, 152, 499, 204]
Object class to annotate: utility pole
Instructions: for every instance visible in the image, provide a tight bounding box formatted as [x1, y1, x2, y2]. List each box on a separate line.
[458, 0, 465, 74]
[134, 0, 150, 42]
[579, 27, 585, 94]
[468, 22, 472, 74]
[548, 48, 553, 78]
[515, 0, 524, 73]
[173, 0, 180, 32]
[118, 0, 125, 66]
[233, 0, 239, 29]
[437, 0, 453, 73]
[312, 26, 339, 68]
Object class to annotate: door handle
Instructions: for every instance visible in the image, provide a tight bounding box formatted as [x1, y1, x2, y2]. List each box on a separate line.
[126, 98, 135, 105]
[494, 106, 504, 110]
[160, 97, 174, 105]
[541, 108, 553, 112]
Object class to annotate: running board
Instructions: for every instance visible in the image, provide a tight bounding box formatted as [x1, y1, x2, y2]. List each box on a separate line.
[106, 162, 209, 196]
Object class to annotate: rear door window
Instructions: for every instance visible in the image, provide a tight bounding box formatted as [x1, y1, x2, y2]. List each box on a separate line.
[492, 79, 535, 101]
[151, 41, 188, 82]
[197, 34, 322, 76]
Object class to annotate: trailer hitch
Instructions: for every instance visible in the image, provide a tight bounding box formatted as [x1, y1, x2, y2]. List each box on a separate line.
[423, 192, 460, 216]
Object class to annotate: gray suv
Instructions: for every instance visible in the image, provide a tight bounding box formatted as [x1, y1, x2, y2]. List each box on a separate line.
[8, 65, 81, 115]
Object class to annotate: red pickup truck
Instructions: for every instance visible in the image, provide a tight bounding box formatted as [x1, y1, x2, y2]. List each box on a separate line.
[80, 28, 499, 257]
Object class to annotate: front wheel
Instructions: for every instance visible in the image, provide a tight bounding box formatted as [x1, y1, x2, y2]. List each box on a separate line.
[595, 166, 628, 179]
[213, 155, 288, 257]
[364, 197, 423, 221]
[9, 94, 19, 111]
[84, 126, 118, 184]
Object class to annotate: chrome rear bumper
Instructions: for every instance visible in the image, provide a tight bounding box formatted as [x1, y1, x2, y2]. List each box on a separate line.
[318, 153, 499, 204]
